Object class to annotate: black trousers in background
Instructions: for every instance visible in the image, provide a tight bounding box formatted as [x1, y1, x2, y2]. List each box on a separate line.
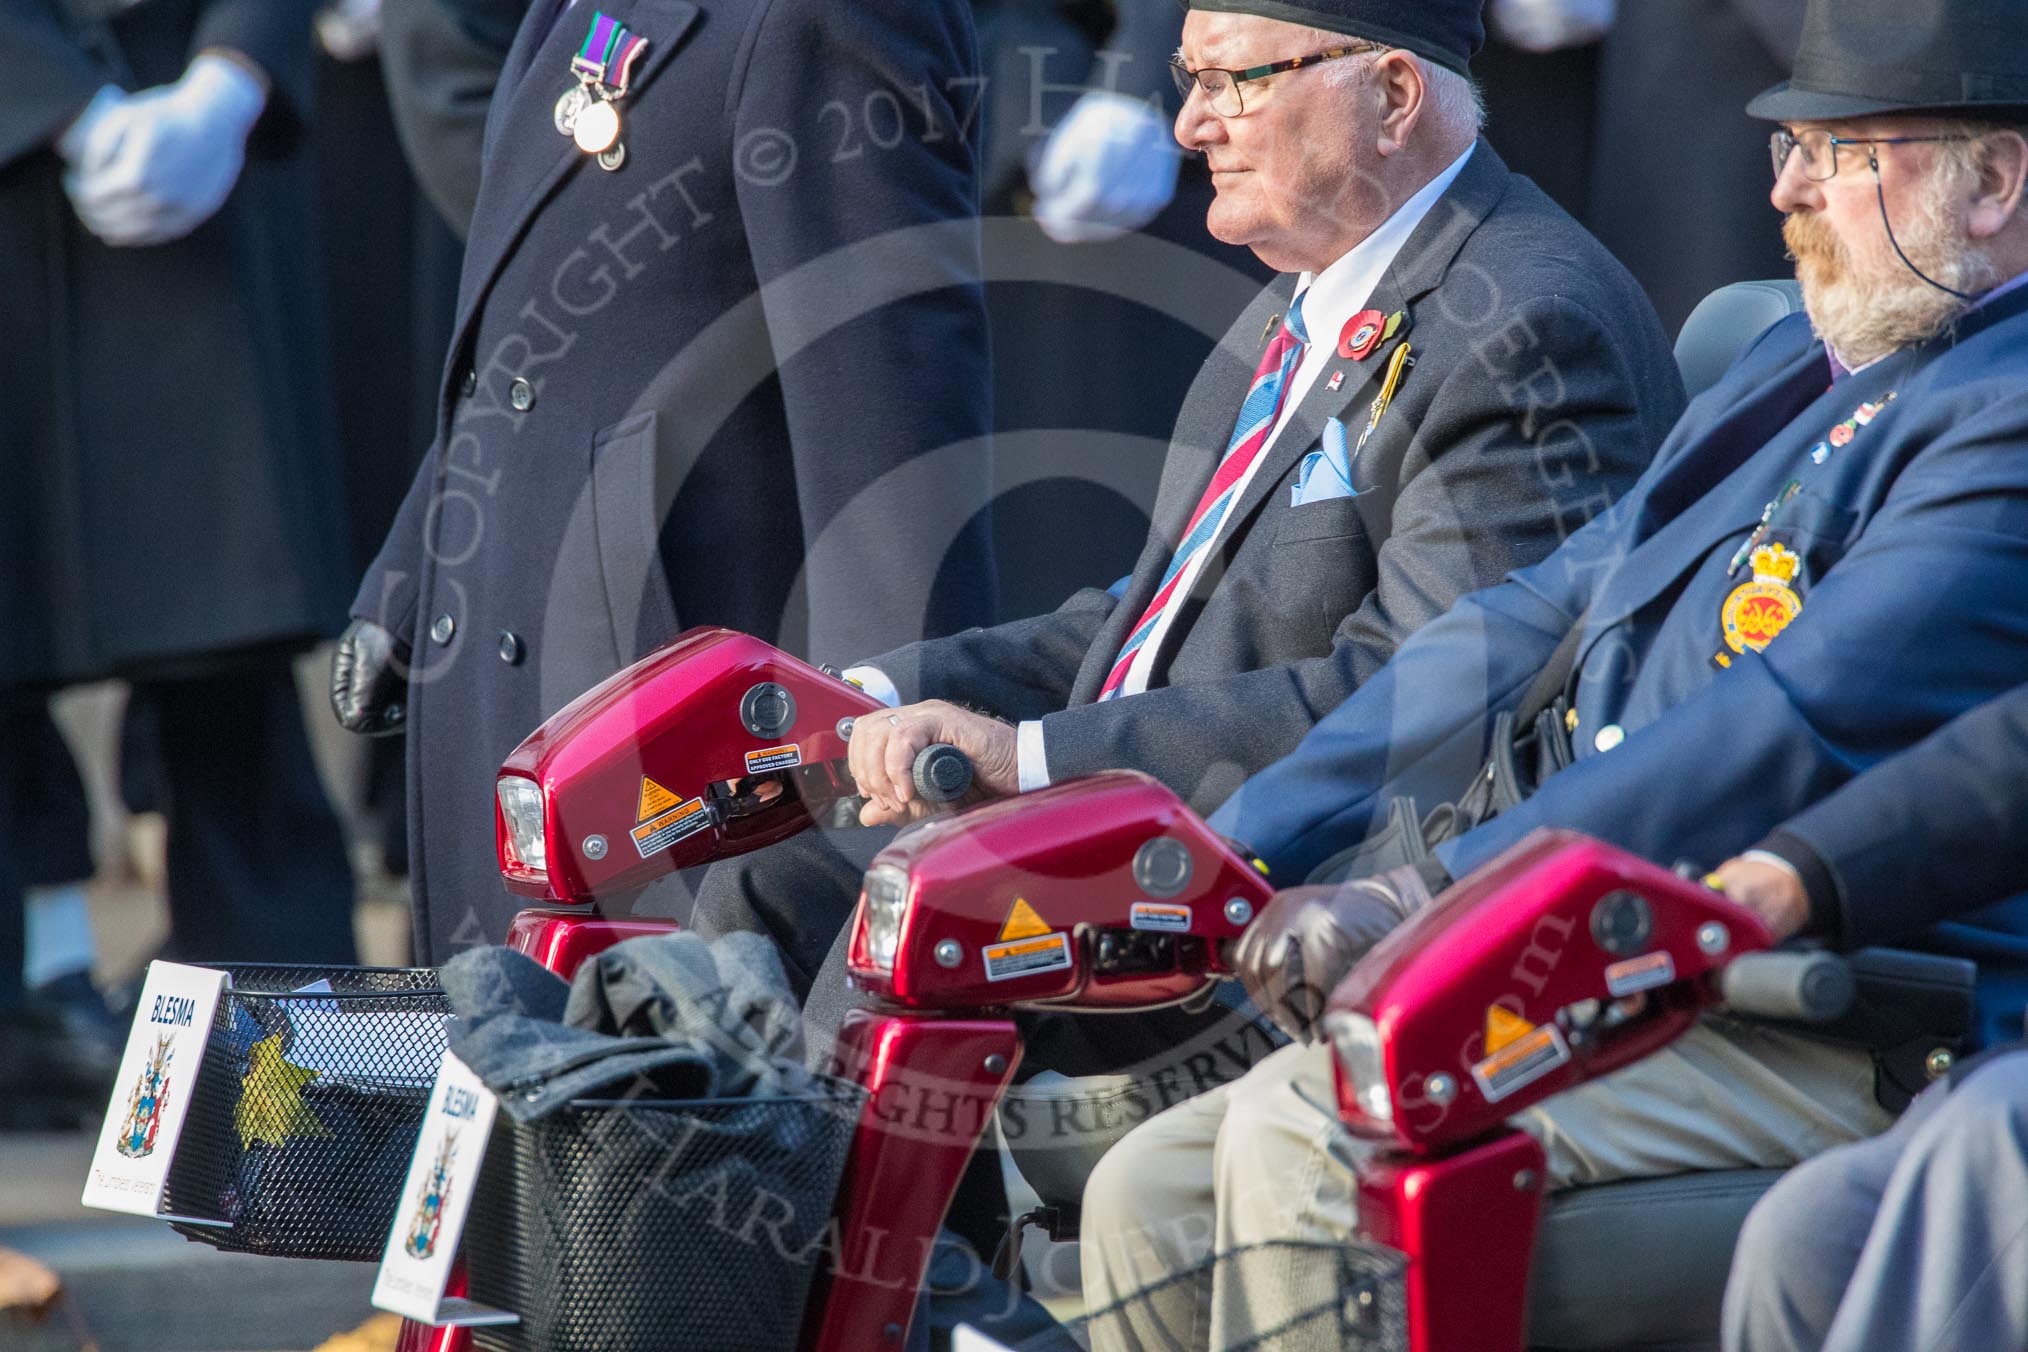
[137, 663, 359, 967]
[0, 699, 96, 1011]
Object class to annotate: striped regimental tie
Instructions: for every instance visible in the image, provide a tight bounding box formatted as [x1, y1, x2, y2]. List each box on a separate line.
[1097, 293, 1312, 700]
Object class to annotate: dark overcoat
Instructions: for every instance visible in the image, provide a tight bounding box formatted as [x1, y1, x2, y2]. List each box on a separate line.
[0, 0, 353, 686]
[356, 0, 998, 960]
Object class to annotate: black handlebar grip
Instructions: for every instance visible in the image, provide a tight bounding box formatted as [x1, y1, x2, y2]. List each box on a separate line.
[913, 743, 974, 804]
[1718, 950, 1856, 1023]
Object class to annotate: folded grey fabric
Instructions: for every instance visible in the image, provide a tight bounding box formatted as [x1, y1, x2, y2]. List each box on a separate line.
[442, 930, 816, 1121]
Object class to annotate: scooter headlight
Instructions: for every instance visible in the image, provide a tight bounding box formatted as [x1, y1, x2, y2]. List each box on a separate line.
[497, 775, 549, 879]
[1325, 1010, 1393, 1126]
[860, 863, 912, 972]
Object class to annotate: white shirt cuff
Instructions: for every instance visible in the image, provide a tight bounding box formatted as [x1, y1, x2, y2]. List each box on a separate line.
[1016, 720, 1050, 792]
[1740, 849, 1805, 883]
[840, 665, 901, 708]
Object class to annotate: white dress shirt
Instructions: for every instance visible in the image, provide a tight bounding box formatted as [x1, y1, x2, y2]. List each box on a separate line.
[854, 144, 1478, 792]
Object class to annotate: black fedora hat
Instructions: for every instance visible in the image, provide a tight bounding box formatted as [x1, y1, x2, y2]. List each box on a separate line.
[1748, 0, 2028, 123]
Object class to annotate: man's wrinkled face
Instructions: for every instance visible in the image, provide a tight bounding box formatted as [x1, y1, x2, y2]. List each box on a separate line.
[1775, 117, 1997, 364]
[1174, 12, 1383, 273]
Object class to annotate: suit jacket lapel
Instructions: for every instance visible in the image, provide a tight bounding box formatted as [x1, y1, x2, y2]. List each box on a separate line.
[1065, 278, 1297, 703]
[450, 0, 702, 373]
[1574, 346, 1915, 691]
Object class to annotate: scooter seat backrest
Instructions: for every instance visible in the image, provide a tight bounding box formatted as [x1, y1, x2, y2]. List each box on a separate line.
[1528, 1169, 1784, 1351]
[1674, 280, 1804, 402]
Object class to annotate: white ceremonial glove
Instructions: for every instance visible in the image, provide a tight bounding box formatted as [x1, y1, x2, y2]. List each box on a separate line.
[1029, 90, 1180, 245]
[55, 85, 130, 165]
[316, 0, 384, 61]
[65, 53, 267, 248]
[1488, 0, 1616, 53]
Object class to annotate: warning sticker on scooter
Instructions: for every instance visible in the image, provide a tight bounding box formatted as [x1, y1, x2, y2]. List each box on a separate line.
[983, 932, 1072, 982]
[631, 797, 710, 859]
[1604, 951, 1676, 998]
[744, 744, 802, 775]
[1130, 902, 1192, 933]
[1469, 1022, 1570, 1104]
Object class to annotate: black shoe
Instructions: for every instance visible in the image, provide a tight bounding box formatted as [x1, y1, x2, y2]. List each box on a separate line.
[31, 970, 132, 1051]
[0, 996, 123, 1131]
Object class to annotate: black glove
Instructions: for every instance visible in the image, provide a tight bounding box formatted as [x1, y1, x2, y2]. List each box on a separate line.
[1236, 864, 1443, 1042]
[330, 618, 409, 736]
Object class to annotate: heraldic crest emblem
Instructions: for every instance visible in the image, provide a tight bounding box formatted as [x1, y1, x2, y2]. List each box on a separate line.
[115, 1033, 175, 1159]
[1721, 542, 1805, 654]
[404, 1131, 458, 1260]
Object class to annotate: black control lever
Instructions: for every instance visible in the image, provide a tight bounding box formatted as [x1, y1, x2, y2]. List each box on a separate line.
[1719, 950, 1856, 1023]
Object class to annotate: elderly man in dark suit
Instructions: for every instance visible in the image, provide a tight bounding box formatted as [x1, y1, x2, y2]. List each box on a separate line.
[693, 0, 1684, 999]
[1083, 0, 2028, 1342]
[331, 0, 1001, 963]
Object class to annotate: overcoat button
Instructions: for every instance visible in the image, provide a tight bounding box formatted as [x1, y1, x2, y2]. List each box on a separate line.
[1593, 724, 1625, 753]
[431, 614, 456, 645]
[499, 631, 525, 665]
[508, 377, 536, 412]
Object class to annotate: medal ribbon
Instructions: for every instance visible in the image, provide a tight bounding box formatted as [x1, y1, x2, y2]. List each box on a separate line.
[609, 32, 650, 93]
[570, 13, 648, 93]
[571, 12, 626, 82]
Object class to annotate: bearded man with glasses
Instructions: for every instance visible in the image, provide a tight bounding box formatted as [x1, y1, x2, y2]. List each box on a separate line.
[1082, 0, 2028, 1345]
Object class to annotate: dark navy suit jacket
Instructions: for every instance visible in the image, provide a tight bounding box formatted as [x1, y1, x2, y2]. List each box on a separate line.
[1211, 282, 2028, 901]
[1769, 684, 2028, 1045]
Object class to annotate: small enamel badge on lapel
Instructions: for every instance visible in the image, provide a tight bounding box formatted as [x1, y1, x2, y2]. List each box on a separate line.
[1326, 371, 1346, 392]
[1261, 314, 1282, 347]
[1339, 308, 1386, 361]
[1812, 392, 1897, 464]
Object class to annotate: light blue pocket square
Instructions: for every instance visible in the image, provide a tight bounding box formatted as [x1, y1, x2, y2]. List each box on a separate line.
[1291, 416, 1359, 506]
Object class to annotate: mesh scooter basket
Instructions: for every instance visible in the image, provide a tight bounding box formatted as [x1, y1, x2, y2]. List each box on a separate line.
[160, 964, 450, 1261]
[465, 1084, 866, 1352]
[1021, 1240, 1410, 1352]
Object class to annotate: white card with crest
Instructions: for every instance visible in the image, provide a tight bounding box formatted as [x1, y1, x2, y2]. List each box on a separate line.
[372, 1050, 516, 1327]
[81, 961, 228, 1217]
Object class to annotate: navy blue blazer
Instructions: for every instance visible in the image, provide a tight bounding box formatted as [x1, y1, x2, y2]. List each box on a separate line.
[1764, 684, 2028, 1045]
[1211, 280, 2028, 892]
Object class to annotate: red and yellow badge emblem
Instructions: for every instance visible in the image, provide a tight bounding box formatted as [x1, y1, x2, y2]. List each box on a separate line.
[1721, 543, 1804, 654]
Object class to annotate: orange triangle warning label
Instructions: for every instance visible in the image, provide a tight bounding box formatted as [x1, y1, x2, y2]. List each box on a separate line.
[637, 776, 680, 822]
[999, 898, 1051, 942]
[1485, 1005, 1535, 1056]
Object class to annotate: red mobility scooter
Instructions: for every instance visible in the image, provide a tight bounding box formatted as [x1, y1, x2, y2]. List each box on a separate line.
[396, 628, 1884, 1352]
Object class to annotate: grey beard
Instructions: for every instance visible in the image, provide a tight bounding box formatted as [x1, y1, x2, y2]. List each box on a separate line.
[1800, 219, 1999, 368]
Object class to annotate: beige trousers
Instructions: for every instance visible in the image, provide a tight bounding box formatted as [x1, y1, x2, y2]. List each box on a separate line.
[1079, 1015, 1894, 1352]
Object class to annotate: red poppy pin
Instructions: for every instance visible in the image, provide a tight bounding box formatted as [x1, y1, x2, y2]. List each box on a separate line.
[1339, 308, 1386, 361]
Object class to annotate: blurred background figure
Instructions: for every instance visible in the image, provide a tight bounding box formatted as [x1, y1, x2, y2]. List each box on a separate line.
[375, 0, 525, 238]
[1475, 0, 1611, 216]
[967, 0, 1272, 617]
[0, 0, 360, 1095]
[0, 701, 114, 1129]
[312, 0, 476, 885]
[1587, 0, 1806, 330]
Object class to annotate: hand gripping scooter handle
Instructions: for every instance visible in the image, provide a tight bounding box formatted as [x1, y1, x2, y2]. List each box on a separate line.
[911, 743, 973, 804]
[1718, 949, 1856, 1023]
[826, 724, 974, 824]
